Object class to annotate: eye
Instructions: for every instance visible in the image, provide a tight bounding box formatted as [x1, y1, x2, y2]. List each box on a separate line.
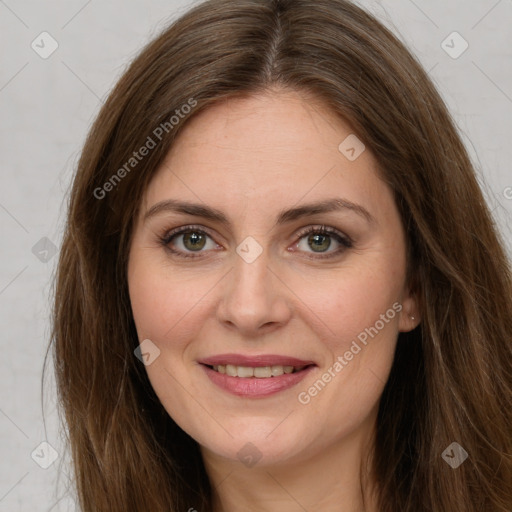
[293, 225, 353, 259]
[159, 225, 219, 258]
[159, 224, 353, 260]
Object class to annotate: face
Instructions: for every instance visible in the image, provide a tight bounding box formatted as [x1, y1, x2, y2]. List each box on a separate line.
[127, 88, 419, 468]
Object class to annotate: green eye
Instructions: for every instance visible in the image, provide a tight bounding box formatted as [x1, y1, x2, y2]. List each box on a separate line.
[307, 232, 332, 252]
[160, 224, 352, 260]
[182, 232, 207, 251]
[295, 226, 352, 258]
[160, 226, 217, 258]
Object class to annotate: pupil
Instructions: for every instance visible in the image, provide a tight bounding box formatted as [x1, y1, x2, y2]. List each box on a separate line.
[184, 232, 205, 251]
[308, 233, 331, 252]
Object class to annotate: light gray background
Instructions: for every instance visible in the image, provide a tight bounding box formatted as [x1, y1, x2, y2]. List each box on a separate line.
[1, 0, 511, 510]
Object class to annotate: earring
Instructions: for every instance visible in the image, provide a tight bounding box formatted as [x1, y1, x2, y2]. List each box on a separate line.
[411, 316, 415, 321]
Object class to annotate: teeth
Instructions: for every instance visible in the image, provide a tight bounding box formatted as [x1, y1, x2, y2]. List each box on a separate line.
[238, 366, 255, 378]
[226, 364, 238, 377]
[271, 366, 284, 377]
[254, 366, 271, 378]
[212, 364, 306, 378]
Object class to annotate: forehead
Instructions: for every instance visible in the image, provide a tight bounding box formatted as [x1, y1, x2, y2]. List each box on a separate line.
[141, 89, 391, 222]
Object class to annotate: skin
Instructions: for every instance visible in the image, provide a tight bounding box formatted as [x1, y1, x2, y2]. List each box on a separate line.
[127, 87, 420, 512]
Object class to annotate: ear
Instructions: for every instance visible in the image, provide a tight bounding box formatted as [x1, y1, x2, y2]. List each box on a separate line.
[398, 287, 421, 332]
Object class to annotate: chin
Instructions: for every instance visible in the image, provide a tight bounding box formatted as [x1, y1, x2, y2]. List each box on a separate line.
[195, 418, 316, 467]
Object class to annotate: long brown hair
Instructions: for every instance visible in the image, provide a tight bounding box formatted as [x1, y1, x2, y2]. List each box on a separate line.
[47, 0, 512, 510]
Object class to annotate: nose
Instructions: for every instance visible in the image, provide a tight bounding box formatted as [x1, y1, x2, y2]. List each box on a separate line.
[216, 248, 292, 337]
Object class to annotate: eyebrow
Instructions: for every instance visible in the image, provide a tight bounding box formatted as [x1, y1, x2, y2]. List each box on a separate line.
[143, 198, 375, 226]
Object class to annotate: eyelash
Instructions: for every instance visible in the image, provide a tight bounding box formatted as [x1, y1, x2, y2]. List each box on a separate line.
[158, 224, 353, 260]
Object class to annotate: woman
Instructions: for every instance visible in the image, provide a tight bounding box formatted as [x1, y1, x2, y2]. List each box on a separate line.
[49, 0, 512, 510]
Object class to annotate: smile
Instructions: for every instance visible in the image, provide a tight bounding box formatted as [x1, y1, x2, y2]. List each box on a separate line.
[201, 363, 315, 398]
[209, 364, 308, 378]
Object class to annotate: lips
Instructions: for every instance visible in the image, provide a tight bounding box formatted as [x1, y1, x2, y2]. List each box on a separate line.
[198, 353, 317, 397]
[198, 353, 316, 367]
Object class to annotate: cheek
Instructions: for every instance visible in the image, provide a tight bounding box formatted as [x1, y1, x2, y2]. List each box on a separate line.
[127, 256, 217, 438]
[288, 256, 404, 420]
[290, 257, 405, 349]
[128, 256, 215, 346]
[294, 258, 403, 408]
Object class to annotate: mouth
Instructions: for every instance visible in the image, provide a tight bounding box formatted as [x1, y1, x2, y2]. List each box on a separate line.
[198, 357, 316, 397]
[205, 363, 312, 378]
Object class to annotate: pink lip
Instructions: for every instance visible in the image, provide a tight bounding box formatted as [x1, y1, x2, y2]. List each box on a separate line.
[198, 353, 316, 367]
[201, 364, 316, 398]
